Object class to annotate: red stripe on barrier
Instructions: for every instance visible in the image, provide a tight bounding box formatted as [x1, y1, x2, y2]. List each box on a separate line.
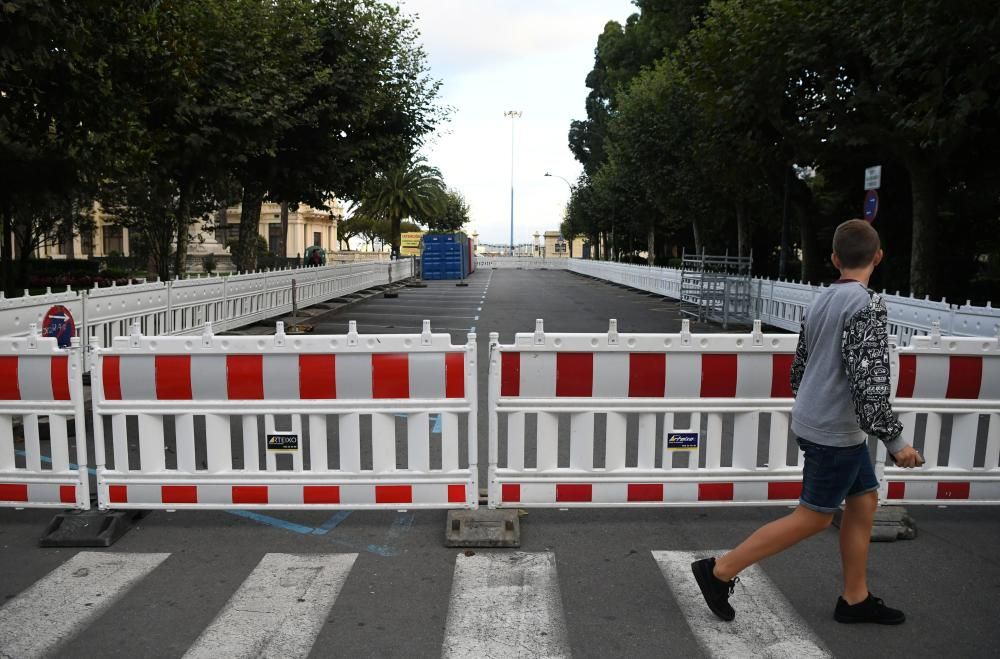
[0, 484, 28, 502]
[445, 353, 465, 398]
[629, 353, 665, 397]
[161, 485, 198, 504]
[937, 482, 970, 500]
[155, 355, 192, 400]
[502, 483, 520, 503]
[501, 352, 520, 396]
[372, 354, 409, 399]
[51, 356, 71, 401]
[375, 485, 412, 504]
[767, 481, 802, 500]
[946, 356, 982, 399]
[227, 355, 264, 399]
[896, 354, 916, 398]
[698, 483, 734, 501]
[102, 356, 122, 401]
[887, 482, 905, 499]
[109, 485, 128, 504]
[299, 355, 336, 399]
[0, 357, 19, 400]
[556, 353, 593, 397]
[304, 485, 340, 504]
[232, 485, 268, 504]
[627, 483, 663, 502]
[701, 354, 737, 397]
[448, 484, 466, 503]
[556, 484, 592, 502]
[771, 355, 794, 398]
[60, 485, 76, 504]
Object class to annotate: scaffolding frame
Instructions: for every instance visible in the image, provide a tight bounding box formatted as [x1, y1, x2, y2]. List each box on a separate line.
[679, 248, 753, 329]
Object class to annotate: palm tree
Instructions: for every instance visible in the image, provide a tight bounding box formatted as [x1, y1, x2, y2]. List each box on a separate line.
[356, 158, 446, 256]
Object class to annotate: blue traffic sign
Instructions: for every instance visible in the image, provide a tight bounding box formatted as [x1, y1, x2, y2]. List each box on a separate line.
[863, 189, 879, 222]
[42, 305, 75, 348]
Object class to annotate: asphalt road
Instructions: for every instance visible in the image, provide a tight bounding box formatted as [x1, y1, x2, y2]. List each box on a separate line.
[1, 268, 998, 659]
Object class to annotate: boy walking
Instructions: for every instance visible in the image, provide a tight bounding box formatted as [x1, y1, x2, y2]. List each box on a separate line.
[692, 219, 923, 624]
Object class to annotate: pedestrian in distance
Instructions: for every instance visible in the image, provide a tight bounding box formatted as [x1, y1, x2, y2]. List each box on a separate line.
[692, 219, 924, 625]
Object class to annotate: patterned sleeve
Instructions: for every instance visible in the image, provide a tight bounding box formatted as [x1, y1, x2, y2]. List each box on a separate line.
[789, 321, 808, 396]
[841, 293, 906, 452]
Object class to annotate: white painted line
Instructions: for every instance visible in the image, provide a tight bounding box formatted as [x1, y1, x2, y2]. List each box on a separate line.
[442, 552, 569, 659]
[0, 551, 169, 658]
[184, 553, 357, 659]
[652, 550, 832, 659]
[474, 316, 479, 321]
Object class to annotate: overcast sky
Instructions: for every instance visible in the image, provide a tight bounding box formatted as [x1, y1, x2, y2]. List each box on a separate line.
[399, 0, 638, 246]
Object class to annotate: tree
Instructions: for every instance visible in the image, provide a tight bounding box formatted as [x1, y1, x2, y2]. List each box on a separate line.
[233, 0, 443, 271]
[429, 189, 470, 233]
[355, 159, 446, 256]
[0, 1, 147, 292]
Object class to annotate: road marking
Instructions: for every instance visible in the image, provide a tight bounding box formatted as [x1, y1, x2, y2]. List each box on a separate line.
[442, 552, 570, 659]
[0, 551, 169, 658]
[184, 553, 357, 659]
[652, 550, 832, 659]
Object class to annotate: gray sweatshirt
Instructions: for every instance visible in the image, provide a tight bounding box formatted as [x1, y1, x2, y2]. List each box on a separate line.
[789, 280, 908, 454]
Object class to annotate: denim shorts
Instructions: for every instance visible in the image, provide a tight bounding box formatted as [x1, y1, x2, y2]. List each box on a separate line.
[797, 437, 879, 514]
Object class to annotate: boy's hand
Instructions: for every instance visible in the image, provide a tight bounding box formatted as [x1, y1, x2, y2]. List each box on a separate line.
[891, 446, 924, 468]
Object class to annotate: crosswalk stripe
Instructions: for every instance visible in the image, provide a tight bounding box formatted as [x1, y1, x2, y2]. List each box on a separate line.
[183, 553, 357, 659]
[652, 550, 832, 658]
[0, 551, 169, 659]
[442, 551, 570, 659]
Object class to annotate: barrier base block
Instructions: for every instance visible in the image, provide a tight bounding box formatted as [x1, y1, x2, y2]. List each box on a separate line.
[38, 510, 135, 548]
[406, 282, 428, 288]
[445, 509, 520, 548]
[833, 505, 916, 542]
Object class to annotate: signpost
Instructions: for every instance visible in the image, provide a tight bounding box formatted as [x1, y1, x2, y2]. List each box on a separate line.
[863, 189, 879, 222]
[42, 305, 75, 348]
[863, 165, 881, 223]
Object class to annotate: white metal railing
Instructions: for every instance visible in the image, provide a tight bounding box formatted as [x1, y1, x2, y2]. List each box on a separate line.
[476, 257, 1000, 346]
[1, 259, 412, 369]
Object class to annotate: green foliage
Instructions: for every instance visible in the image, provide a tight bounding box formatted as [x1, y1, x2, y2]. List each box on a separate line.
[354, 159, 446, 255]
[1, 0, 443, 291]
[428, 189, 470, 233]
[568, 0, 1000, 298]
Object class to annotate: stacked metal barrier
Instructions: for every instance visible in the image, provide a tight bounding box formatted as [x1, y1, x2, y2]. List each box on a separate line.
[0, 327, 90, 509]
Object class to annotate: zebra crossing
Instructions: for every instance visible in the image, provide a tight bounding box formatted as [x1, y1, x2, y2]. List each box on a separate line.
[0, 548, 842, 659]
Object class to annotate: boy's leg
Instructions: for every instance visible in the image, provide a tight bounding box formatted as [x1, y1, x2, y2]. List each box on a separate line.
[839, 490, 877, 604]
[713, 505, 833, 581]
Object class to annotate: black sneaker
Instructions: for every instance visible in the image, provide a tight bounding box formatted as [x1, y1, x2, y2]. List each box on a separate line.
[834, 593, 906, 625]
[691, 557, 739, 621]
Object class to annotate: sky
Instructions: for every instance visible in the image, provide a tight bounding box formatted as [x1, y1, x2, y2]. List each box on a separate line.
[398, 0, 638, 247]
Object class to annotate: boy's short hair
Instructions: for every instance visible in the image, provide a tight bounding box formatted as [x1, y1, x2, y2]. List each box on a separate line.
[833, 219, 881, 268]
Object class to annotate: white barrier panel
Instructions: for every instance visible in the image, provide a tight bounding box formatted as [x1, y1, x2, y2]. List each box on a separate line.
[487, 319, 802, 508]
[0, 327, 90, 509]
[92, 319, 477, 511]
[879, 330, 1000, 505]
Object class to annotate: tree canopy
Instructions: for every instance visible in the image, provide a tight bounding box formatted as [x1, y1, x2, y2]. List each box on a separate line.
[0, 0, 444, 291]
[567, 0, 1000, 301]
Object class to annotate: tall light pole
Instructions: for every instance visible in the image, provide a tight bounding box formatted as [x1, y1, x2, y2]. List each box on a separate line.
[504, 110, 522, 256]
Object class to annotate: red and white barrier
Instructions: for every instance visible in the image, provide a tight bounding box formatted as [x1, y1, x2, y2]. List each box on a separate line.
[0, 327, 90, 509]
[879, 328, 1000, 505]
[488, 320, 802, 508]
[93, 320, 478, 511]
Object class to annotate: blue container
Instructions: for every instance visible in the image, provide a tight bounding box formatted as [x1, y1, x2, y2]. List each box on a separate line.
[421, 233, 469, 280]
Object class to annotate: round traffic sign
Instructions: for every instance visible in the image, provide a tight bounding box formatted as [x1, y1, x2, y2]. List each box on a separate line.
[863, 190, 879, 222]
[42, 305, 76, 348]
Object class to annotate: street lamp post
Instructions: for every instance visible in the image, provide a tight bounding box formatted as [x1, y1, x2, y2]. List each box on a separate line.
[504, 110, 522, 256]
